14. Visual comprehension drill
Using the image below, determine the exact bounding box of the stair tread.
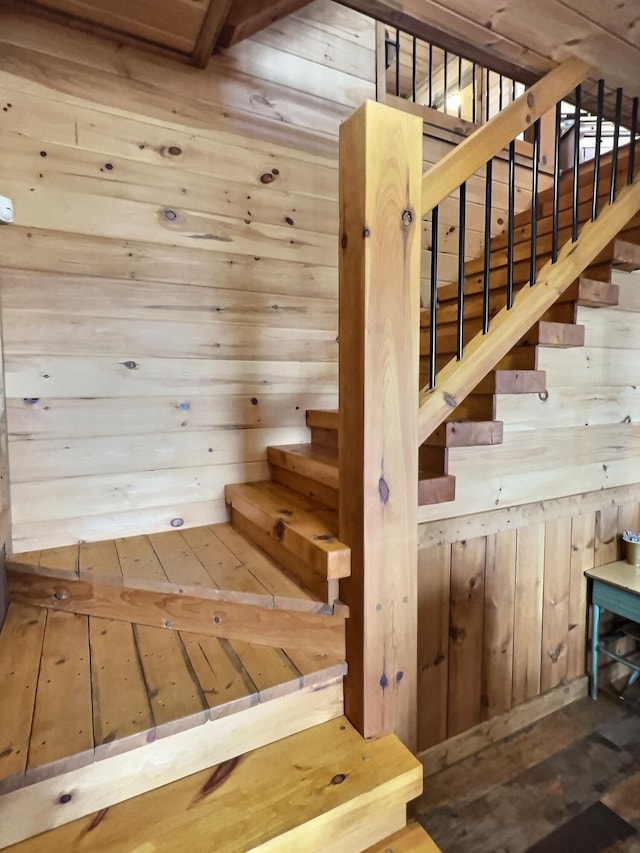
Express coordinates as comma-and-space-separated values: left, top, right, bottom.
7, 716, 422, 852
0, 601, 347, 798
365, 820, 443, 852
417, 471, 456, 506
9, 523, 325, 614
306, 409, 338, 430
225, 481, 350, 581
424, 420, 503, 448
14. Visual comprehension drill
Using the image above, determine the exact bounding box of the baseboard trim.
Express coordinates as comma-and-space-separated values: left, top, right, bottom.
417, 675, 588, 778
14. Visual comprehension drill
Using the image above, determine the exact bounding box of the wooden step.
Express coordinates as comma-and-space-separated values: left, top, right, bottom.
0, 601, 346, 847
424, 420, 503, 448
577, 277, 620, 307
612, 238, 640, 271
417, 471, 456, 506
224, 481, 350, 604
268, 443, 339, 509
6, 716, 423, 852
474, 369, 547, 394
306, 409, 338, 431
527, 320, 586, 348
8, 524, 345, 654
306, 409, 339, 448
365, 820, 443, 852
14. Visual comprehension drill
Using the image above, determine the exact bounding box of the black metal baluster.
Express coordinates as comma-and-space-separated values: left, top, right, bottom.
411, 36, 417, 103
507, 139, 516, 308
512, 78, 516, 102
457, 182, 466, 360
483, 160, 493, 334
530, 120, 540, 285
628, 97, 639, 185
486, 69, 491, 121
429, 207, 439, 389
499, 74, 504, 112
458, 56, 463, 118
395, 28, 400, 97
443, 50, 449, 113
428, 44, 433, 107
572, 84, 582, 243
552, 100, 561, 264
472, 62, 477, 123
610, 87, 623, 204
592, 79, 605, 221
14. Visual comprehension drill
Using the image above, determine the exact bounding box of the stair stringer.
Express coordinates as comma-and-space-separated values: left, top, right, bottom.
418, 178, 640, 446
417, 266, 640, 524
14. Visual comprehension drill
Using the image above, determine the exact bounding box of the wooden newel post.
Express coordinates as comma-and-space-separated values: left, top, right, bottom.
338, 100, 423, 750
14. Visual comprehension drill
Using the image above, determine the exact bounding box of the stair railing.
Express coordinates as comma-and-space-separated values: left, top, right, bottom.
336, 56, 640, 749
418, 67, 640, 444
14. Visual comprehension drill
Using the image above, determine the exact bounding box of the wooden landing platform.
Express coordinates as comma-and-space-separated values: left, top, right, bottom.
0, 602, 346, 847
0, 602, 346, 794
11, 522, 328, 613
8, 523, 347, 655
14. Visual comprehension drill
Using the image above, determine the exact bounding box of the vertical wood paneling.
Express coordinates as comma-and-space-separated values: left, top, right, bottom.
567, 511, 595, 680
482, 528, 516, 720
447, 536, 486, 737
541, 516, 571, 691
417, 542, 451, 750
595, 506, 619, 566
512, 523, 545, 706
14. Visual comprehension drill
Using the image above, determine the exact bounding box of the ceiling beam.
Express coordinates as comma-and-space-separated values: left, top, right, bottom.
217, 0, 313, 50
191, 0, 234, 68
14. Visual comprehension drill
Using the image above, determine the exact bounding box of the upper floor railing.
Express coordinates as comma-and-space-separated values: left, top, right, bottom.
378, 23, 526, 127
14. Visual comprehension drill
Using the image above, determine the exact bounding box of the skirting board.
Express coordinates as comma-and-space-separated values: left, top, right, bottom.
417, 675, 588, 778
0, 679, 344, 849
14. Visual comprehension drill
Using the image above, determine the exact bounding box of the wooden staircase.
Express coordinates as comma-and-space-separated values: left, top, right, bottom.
414, 145, 640, 503
1, 497, 430, 848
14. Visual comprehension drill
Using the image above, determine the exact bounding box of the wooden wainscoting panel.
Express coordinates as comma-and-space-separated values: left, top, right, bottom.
482, 529, 517, 720
541, 517, 572, 692
417, 542, 451, 751
447, 537, 486, 738
512, 523, 545, 706
567, 512, 596, 681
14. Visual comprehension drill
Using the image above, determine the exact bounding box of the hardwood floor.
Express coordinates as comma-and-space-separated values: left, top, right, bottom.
416, 685, 640, 852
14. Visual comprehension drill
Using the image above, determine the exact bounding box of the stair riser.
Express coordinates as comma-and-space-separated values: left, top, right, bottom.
271, 464, 339, 510
8, 569, 346, 656
310, 427, 339, 448
230, 509, 340, 604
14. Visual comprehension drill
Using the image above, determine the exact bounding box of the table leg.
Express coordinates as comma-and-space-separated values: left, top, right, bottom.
590, 602, 601, 700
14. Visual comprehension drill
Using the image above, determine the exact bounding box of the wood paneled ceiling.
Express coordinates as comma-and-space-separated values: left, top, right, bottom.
341, 0, 640, 120
21, 0, 640, 117
24, 0, 313, 67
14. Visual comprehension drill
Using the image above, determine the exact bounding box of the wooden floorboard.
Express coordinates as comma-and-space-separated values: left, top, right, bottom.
10, 522, 322, 612
0, 601, 347, 795
416, 686, 640, 852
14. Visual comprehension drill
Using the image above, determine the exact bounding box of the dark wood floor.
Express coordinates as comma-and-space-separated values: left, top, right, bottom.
416, 685, 640, 853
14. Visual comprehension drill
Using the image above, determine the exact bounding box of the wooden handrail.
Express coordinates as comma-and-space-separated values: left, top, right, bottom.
421, 56, 592, 216
417, 176, 640, 445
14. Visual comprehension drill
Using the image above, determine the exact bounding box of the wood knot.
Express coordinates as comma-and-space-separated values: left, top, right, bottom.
401, 208, 413, 227
527, 93, 534, 108
53, 589, 69, 601
444, 392, 457, 408
331, 773, 347, 785
378, 476, 390, 504
170, 518, 184, 527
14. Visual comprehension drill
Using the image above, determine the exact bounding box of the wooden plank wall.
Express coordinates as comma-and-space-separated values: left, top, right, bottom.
0, 0, 539, 551
417, 495, 640, 751
0, 0, 373, 551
